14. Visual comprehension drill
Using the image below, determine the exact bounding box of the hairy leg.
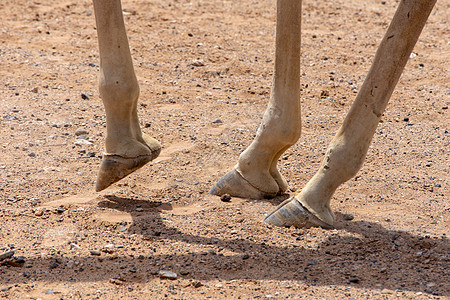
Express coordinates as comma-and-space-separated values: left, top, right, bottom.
211, 0, 302, 198
265, 0, 437, 227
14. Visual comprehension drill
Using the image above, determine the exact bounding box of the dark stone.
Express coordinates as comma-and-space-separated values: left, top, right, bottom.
220, 194, 232, 202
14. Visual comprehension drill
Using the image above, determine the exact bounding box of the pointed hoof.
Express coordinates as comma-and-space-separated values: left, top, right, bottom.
210, 167, 277, 199
264, 197, 333, 229
96, 155, 153, 192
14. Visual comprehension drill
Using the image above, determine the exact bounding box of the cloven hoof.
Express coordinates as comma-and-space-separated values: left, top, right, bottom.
210, 167, 277, 200
264, 197, 333, 229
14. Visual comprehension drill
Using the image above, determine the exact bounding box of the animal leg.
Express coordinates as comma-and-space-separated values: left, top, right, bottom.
265, 0, 437, 227
211, 0, 302, 198
93, 0, 161, 191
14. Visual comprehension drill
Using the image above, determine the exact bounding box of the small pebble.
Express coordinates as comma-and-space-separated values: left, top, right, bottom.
76, 135, 89, 140
66, 260, 75, 268
49, 259, 60, 269
343, 213, 354, 221
75, 128, 89, 136
158, 270, 177, 280
0, 250, 15, 261
220, 194, 232, 202
307, 259, 317, 266
34, 209, 44, 216
349, 277, 359, 283
74, 140, 93, 146
102, 244, 116, 254
110, 278, 125, 285
4, 256, 25, 267
191, 59, 205, 67
90, 250, 101, 256
81, 93, 89, 100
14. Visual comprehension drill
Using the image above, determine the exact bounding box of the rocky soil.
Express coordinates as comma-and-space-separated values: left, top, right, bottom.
0, 0, 448, 299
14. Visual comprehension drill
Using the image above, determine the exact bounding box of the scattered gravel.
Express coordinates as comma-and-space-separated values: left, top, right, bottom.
0, 0, 447, 299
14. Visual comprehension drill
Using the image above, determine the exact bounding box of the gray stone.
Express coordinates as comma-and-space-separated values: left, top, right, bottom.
158, 270, 177, 280
75, 128, 89, 136
343, 213, 354, 221
0, 250, 15, 261
349, 277, 359, 283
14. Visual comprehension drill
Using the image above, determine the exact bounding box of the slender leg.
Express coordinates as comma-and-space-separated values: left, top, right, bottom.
265, 0, 437, 227
211, 0, 302, 198
93, 0, 161, 192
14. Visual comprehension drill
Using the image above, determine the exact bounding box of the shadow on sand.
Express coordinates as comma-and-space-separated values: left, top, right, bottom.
1, 194, 448, 297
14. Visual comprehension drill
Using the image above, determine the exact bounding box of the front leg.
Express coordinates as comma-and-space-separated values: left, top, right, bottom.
211, 0, 303, 199
265, 0, 437, 227
93, 0, 161, 192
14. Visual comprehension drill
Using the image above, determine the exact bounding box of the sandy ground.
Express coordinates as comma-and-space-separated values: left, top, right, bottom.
0, 0, 449, 299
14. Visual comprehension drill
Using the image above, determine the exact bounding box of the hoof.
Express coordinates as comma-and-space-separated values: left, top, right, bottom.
264, 197, 333, 229
210, 167, 277, 199
96, 135, 161, 192
96, 155, 152, 192
141, 133, 162, 157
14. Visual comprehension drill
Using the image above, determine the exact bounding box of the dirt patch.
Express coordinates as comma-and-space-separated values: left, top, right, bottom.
0, 0, 448, 299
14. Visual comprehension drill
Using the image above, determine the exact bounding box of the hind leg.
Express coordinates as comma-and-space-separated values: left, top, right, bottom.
265, 0, 437, 227
211, 0, 302, 199
93, 0, 161, 191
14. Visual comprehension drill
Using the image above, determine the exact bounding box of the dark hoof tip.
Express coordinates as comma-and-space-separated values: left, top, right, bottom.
95, 155, 152, 192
